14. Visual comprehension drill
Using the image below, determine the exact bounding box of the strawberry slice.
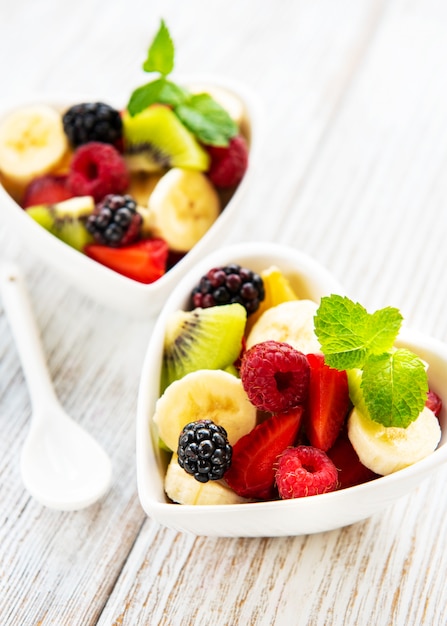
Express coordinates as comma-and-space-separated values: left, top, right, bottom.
327, 429, 379, 489
426, 390, 442, 417
224, 408, 304, 500
85, 237, 168, 283
23, 174, 73, 208
305, 353, 351, 452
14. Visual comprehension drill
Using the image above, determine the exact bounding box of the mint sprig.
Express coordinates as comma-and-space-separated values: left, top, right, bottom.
176, 94, 238, 146
127, 78, 188, 116
314, 295, 428, 428
142, 19, 174, 75
126, 20, 238, 146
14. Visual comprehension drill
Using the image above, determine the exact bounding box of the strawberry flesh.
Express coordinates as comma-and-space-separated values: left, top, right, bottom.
224, 407, 304, 500
327, 429, 379, 489
85, 237, 168, 283
306, 353, 351, 451
22, 174, 73, 208
426, 389, 442, 417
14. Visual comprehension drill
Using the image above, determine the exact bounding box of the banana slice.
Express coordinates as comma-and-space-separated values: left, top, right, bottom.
0, 104, 69, 185
153, 369, 257, 452
246, 299, 321, 354
147, 168, 220, 252
348, 406, 441, 476
165, 454, 249, 505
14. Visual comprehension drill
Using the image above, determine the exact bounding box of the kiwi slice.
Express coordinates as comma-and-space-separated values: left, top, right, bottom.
26, 196, 94, 251
161, 303, 247, 392
122, 106, 210, 173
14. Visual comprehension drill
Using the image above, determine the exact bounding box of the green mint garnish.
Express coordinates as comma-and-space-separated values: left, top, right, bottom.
176, 94, 238, 146
361, 350, 428, 428
143, 19, 174, 76
314, 295, 402, 370
127, 20, 238, 146
127, 78, 188, 116
314, 295, 428, 428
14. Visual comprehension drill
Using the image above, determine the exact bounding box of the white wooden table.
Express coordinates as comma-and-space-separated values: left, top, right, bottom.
2, 1, 447, 623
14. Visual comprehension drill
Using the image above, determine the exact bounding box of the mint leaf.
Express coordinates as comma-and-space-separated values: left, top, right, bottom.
316, 294, 427, 428
175, 93, 238, 146
127, 78, 188, 117
314, 295, 403, 370
143, 20, 174, 76
367, 307, 403, 355
314, 295, 372, 369
361, 350, 428, 427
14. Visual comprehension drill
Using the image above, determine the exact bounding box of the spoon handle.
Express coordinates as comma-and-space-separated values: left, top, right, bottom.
0, 262, 59, 411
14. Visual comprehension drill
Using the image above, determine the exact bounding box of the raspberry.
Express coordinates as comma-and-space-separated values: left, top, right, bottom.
207, 135, 248, 188
275, 446, 338, 499
177, 419, 232, 483
67, 142, 130, 202
240, 340, 310, 413
62, 102, 123, 148
191, 264, 265, 316
86, 194, 142, 247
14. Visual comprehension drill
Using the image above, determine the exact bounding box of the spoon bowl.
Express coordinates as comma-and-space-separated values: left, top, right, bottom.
1, 262, 112, 510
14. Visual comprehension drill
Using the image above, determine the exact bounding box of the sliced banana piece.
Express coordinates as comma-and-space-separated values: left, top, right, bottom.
348, 406, 441, 476
165, 454, 249, 505
0, 104, 68, 185
246, 299, 321, 354
153, 369, 257, 452
147, 168, 220, 252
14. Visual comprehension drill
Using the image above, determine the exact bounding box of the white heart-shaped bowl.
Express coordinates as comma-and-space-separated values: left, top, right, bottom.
0, 76, 261, 318
136, 241, 447, 537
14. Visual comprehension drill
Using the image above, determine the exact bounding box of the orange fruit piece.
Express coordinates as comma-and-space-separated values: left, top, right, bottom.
246, 265, 299, 333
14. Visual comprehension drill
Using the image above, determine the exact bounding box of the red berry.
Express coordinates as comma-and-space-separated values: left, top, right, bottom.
22, 174, 73, 208
326, 430, 379, 489
426, 390, 442, 417
207, 135, 248, 188
305, 353, 351, 451
240, 340, 310, 413
224, 408, 304, 500
85, 237, 168, 283
67, 142, 130, 202
275, 445, 338, 499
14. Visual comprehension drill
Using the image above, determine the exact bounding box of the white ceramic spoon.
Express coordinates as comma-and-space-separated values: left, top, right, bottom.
0, 262, 112, 510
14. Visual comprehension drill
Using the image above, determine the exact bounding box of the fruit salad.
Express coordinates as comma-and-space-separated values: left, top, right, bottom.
151, 263, 443, 505
0, 21, 250, 284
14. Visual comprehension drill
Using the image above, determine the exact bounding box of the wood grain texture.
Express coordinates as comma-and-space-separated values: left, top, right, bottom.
1, 0, 447, 624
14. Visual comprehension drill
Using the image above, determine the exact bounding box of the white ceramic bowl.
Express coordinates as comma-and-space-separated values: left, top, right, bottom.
0, 77, 261, 318
136, 242, 447, 537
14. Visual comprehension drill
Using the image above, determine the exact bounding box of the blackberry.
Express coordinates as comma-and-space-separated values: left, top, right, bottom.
191, 264, 265, 315
86, 194, 142, 247
177, 419, 232, 483
63, 102, 123, 148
